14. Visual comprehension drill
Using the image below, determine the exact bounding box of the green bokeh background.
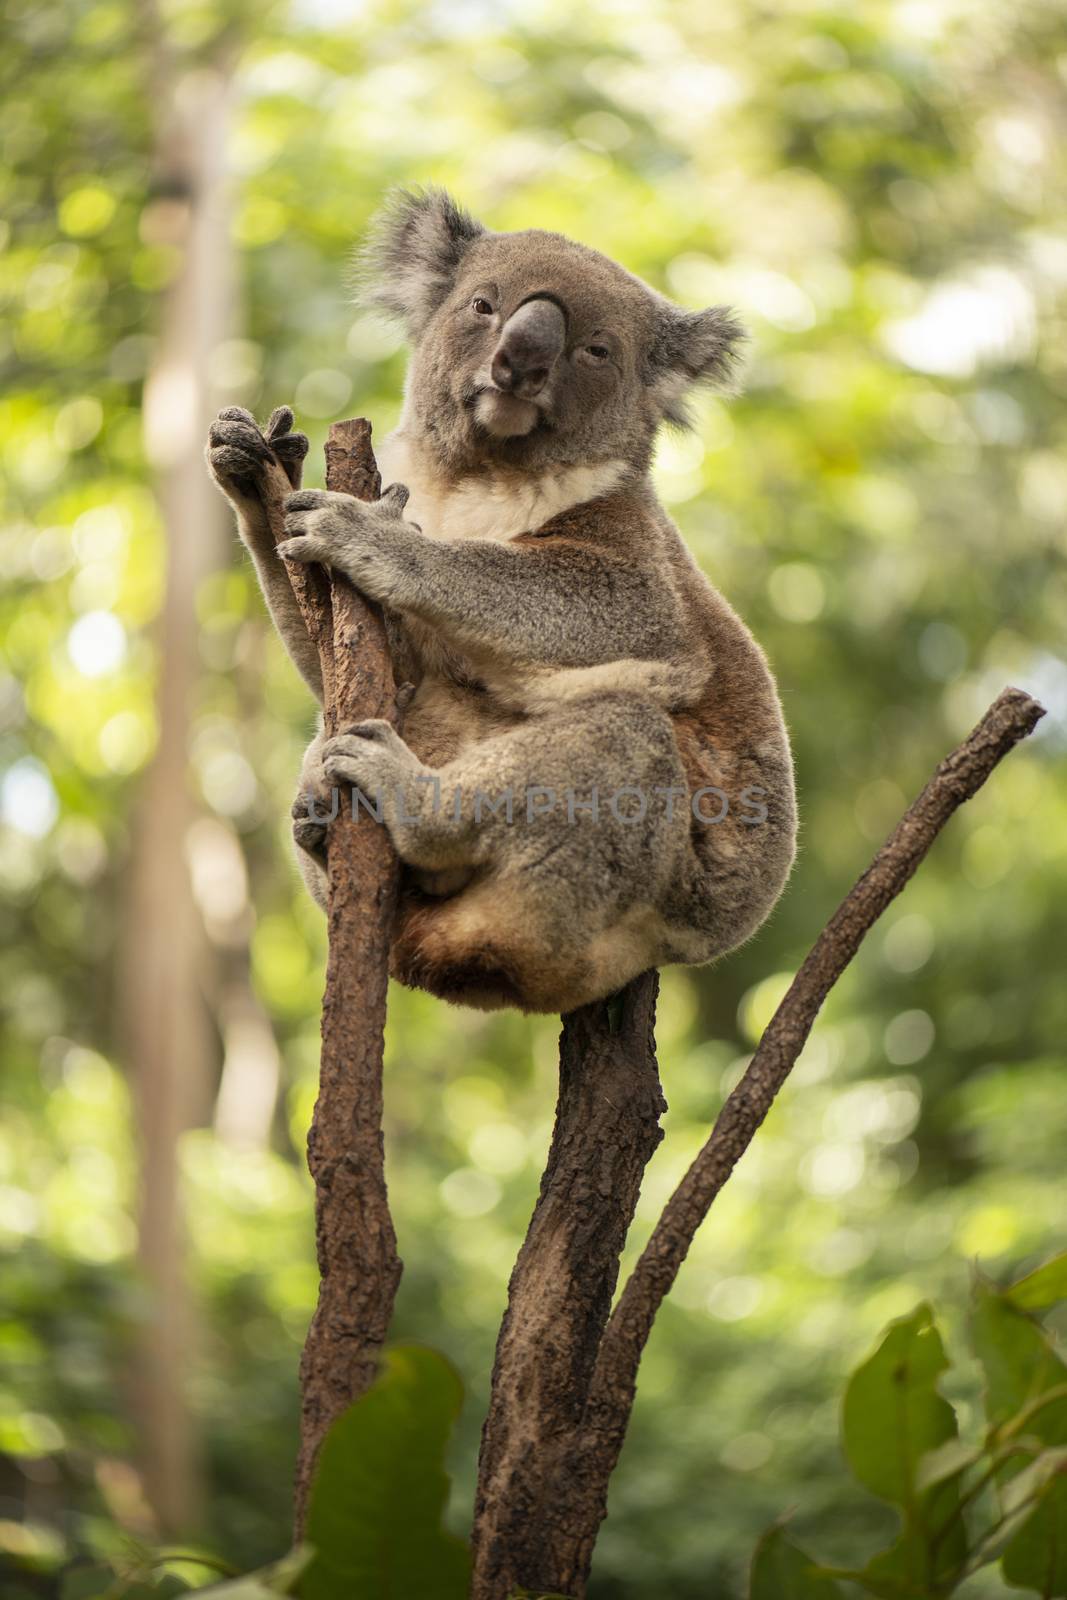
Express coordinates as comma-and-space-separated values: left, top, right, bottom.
1, 0, 1065, 1594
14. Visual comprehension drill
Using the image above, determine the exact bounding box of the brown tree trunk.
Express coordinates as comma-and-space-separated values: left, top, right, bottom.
122, 24, 235, 1535
470, 975, 664, 1600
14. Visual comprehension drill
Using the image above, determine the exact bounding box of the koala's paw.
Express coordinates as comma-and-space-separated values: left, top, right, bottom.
291, 782, 338, 866
376, 482, 412, 521
278, 485, 412, 600
264, 406, 311, 488
206, 405, 309, 501
321, 721, 413, 796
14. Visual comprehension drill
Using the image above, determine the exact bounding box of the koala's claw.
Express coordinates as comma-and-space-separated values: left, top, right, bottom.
280, 488, 411, 597
263, 403, 310, 487
209, 414, 274, 461
285, 488, 331, 514
277, 535, 324, 566
340, 719, 397, 745
272, 438, 310, 489
266, 406, 296, 440
292, 816, 329, 867
379, 482, 410, 515
206, 406, 309, 498
291, 785, 337, 867
321, 723, 411, 790
279, 490, 350, 568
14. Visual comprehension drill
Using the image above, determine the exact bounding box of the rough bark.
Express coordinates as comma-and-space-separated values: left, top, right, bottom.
254, 424, 404, 1535
468, 685, 1044, 1598
471, 973, 664, 1600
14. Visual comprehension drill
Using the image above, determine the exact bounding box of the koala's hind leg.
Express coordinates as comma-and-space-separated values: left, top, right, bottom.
321, 694, 700, 1011
291, 728, 332, 912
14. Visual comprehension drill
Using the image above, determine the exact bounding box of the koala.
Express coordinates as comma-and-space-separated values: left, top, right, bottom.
207, 188, 796, 1015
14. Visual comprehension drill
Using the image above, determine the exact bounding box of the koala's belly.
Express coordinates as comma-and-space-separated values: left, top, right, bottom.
402, 674, 520, 768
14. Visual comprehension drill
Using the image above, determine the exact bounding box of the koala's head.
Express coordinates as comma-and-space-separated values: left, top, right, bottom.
358, 187, 744, 478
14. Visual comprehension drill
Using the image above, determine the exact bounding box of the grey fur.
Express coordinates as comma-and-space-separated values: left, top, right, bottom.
205, 405, 320, 696
207, 189, 796, 1013
356, 185, 486, 336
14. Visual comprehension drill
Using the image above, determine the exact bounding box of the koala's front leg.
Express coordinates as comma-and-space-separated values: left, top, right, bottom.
206, 406, 322, 699
278, 484, 416, 610
280, 489, 679, 669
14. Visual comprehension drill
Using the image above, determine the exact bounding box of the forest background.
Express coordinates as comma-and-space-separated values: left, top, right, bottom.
1, 0, 1065, 1595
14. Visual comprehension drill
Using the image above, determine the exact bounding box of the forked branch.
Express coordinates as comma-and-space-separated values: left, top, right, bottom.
471, 686, 1045, 1599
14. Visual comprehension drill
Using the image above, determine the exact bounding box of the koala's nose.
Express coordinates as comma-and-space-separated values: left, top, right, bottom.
490, 297, 566, 399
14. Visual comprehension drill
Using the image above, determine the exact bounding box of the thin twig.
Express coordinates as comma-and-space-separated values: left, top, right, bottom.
595, 687, 1045, 1403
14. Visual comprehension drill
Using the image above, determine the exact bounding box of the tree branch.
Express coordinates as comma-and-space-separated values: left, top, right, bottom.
473, 685, 1045, 1598
256, 423, 404, 1535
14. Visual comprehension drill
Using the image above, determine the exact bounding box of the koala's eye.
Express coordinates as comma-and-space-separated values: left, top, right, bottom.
586, 344, 610, 361
472, 297, 494, 316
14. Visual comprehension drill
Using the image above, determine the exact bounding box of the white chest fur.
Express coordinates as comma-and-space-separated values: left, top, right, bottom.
374, 432, 627, 543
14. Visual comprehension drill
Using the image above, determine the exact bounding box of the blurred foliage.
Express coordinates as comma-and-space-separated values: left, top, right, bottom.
25, 1261, 1067, 1599
0, 0, 1065, 1596
753, 1255, 1067, 1598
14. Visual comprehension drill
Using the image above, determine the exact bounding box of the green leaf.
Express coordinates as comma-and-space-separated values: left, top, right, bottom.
964, 1448, 1067, 1567
302, 1345, 471, 1600
261, 1549, 314, 1595
61, 1569, 122, 1600
842, 1305, 966, 1590
199, 1548, 312, 1597
1001, 1478, 1067, 1596
60, 1574, 190, 1600
915, 1437, 983, 1495
843, 1304, 960, 1507
835, 1556, 932, 1599
972, 1288, 1067, 1592
859, 1528, 957, 1599
750, 1527, 845, 1599
972, 1285, 1067, 1443
1006, 1251, 1067, 1313
195, 1583, 277, 1600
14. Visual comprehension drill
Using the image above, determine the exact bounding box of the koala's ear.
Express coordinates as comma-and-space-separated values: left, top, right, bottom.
357, 186, 486, 336
648, 304, 746, 426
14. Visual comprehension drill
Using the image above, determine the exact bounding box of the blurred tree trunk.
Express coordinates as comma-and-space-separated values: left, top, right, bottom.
186, 811, 281, 1152
119, 15, 236, 1536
